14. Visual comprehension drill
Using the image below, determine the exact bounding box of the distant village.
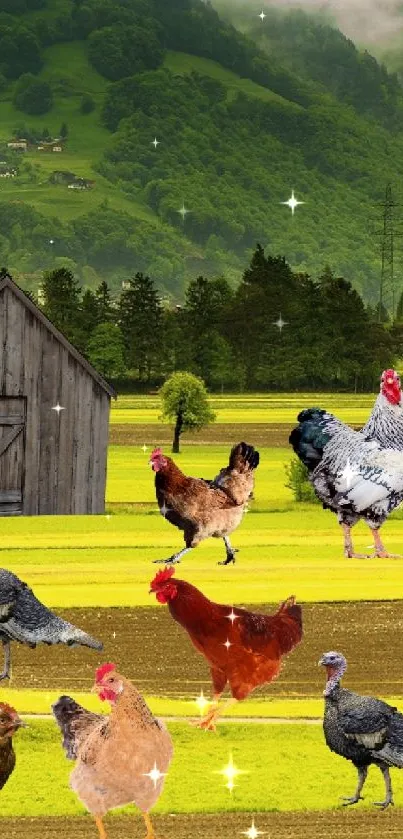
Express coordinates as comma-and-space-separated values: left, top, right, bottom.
0, 132, 95, 190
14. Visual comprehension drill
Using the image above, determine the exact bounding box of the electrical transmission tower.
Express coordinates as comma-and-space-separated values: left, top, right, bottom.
374, 184, 402, 321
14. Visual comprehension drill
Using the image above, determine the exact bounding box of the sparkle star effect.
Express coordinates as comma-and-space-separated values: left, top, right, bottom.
52, 403, 65, 414
151, 137, 159, 148
178, 203, 189, 221
339, 458, 359, 490
281, 190, 305, 215
216, 753, 246, 793
195, 690, 210, 716
223, 638, 232, 650
142, 444, 148, 452
160, 501, 171, 518
143, 762, 166, 788
226, 609, 238, 624
259, 10, 266, 21
273, 314, 288, 332
242, 819, 265, 839
112, 631, 116, 639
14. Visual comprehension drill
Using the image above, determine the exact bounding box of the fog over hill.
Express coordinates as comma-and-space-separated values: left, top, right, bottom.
217, 0, 403, 47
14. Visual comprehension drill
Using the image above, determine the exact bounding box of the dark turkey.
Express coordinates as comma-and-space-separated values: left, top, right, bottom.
320, 651, 403, 808
0, 568, 103, 680
289, 369, 403, 559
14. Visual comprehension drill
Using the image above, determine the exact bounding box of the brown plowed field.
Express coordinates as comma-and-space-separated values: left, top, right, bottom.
7, 601, 403, 697
3, 810, 403, 839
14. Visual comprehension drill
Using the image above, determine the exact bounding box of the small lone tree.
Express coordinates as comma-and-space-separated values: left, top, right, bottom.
160, 371, 216, 453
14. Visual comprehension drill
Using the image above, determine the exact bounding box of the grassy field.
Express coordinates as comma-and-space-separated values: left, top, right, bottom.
0, 719, 399, 816
3, 507, 403, 606
109, 392, 377, 426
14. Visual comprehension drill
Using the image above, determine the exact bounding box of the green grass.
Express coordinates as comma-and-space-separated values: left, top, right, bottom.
0, 719, 400, 815
0, 42, 160, 224
3, 504, 403, 607
4, 690, 403, 720
164, 51, 303, 110
109, 392, 378, 425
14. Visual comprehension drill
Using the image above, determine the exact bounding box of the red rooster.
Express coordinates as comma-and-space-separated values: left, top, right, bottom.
149, 567, 302, 730
149, 441, 259, 566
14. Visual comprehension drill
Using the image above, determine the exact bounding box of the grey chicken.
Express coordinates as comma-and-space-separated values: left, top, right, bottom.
320, 651, 403, 808
0, 568, 103, 679
290, 370, 403, 558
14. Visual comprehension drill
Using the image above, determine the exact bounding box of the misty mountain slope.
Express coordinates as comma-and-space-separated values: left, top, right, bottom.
0, 0, 403, 302
214, 2, 403, 129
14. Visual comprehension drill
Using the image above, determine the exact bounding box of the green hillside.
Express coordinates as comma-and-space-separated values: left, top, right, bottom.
0, 0, 403, 304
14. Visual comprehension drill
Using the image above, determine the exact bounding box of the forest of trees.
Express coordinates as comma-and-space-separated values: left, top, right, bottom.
35, 245, 402, 392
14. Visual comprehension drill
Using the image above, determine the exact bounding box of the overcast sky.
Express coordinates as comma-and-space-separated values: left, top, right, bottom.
252, 1, 403, 46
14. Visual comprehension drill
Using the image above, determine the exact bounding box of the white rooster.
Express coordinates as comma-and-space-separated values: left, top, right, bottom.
290, 369, 403, 558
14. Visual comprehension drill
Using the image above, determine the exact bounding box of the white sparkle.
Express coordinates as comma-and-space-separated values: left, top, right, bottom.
142, 444, 148, 452
151, 137, 159, 148
242, 819, 265, 839
178, 203, 189, 221
281, 190, 305, 215
112, 631, 116, 639
273, 313, 288, 332
49, 239, 54, 245
160, 501, 171, 518
223, 638, 232, 650
216, 753, 246, 793
143, 762, 166, 788
259, 10, 266, 20
226, 609, 238, 624
339, 458, 359, 491
105, 514, 111, 520
195, 690, 210, 716
52, 403, 65, 414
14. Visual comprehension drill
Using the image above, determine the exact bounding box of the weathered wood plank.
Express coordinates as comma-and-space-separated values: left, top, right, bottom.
22, 311, 42, 515
0, 425, 23, 457
0, 490, 22, 502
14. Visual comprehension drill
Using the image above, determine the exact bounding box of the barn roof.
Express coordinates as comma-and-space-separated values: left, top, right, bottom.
0, 272, 116, 398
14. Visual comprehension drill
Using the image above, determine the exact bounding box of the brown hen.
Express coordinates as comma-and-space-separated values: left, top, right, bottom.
52, 663, 173, 839
150, 441, 259, 566
0, 703, 24, 791
150, 568, 303, 730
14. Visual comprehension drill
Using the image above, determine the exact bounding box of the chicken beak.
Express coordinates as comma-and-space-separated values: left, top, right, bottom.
318, 657, 325, 666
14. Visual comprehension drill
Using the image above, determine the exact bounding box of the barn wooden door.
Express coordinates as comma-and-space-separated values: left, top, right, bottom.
0, 397, 26, 516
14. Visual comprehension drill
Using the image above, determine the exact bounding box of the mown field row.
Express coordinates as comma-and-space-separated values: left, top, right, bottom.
0, 719, 398, 816
109, 392, 378, 426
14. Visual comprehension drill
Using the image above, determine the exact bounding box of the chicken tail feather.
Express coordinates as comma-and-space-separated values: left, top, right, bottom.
228, 441, 260, 473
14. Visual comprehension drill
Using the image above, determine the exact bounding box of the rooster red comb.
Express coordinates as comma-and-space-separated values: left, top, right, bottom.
95, 662, 117, 683
150, 567, 176, 590
151, 447, 163, 457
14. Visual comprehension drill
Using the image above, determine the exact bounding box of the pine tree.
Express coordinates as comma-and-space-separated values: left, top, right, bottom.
42, 267, 82, 346
119, 272, 162, 380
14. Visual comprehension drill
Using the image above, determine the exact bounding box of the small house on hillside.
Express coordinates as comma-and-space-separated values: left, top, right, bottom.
0, 271, 115, 516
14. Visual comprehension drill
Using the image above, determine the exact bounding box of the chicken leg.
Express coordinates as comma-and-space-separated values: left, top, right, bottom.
370, 528, 402, 559
342, 524, 371, 559
218, 536, 238, 566
342, 765, 368, 805
143, 812, 156, 839
374, 766, 394, 808
0, 641, 11, 681
152, 547, 192, 565
192, 697, 236, 731
94, 816, 107, 839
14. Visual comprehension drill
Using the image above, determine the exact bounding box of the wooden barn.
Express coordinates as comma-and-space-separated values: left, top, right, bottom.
0, 271, 115, 516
